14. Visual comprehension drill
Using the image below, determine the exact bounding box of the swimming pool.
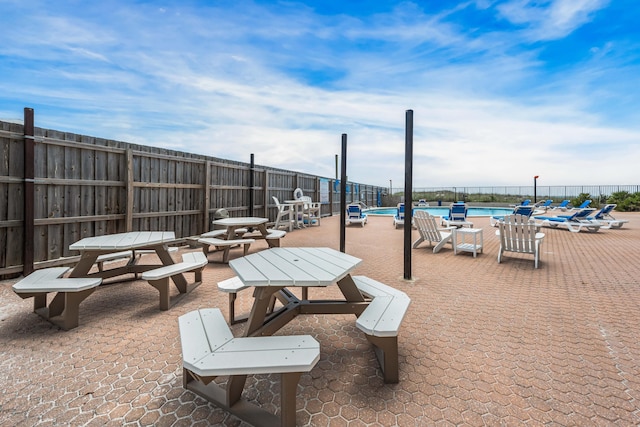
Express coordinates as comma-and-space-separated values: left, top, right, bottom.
365, 206, 514, 217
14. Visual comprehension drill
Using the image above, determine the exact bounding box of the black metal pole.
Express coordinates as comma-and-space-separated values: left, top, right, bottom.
404, 110, 413, 280
249, 153, 254, 217
533, 175, 538, 203
340, 134, 347, 253
23, 108, 35, 275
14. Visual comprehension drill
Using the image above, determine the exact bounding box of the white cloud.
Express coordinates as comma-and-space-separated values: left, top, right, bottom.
497, 0, 610, 40
1, 0, 638, 188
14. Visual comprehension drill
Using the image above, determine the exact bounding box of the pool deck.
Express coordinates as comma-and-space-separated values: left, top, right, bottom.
1, 212, 640, 426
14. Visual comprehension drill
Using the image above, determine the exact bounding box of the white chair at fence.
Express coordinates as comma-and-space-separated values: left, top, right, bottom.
272, 196, 294, 232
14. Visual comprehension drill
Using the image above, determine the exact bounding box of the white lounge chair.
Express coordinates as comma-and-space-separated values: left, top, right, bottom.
442, 202, 473, 228
272, 196, 294, 232
393, 203, 405, 228
346, 203, 367, 226
496, 214, 545, 268
586, 204, 628, 229
412, 210, 453, 253
533, 208, 601, 233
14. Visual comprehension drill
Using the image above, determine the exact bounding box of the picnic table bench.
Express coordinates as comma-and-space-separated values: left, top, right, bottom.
352, 275, 411, 383
179, 308, 319, 427
141, 251, 208, 310
12, 267, 102, 330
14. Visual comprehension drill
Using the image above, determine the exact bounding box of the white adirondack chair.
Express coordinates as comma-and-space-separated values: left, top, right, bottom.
412, 210, 454, 253
497, 214, 545, 268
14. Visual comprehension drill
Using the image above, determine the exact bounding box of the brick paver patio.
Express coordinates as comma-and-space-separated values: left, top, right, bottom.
1, 212, 639, 426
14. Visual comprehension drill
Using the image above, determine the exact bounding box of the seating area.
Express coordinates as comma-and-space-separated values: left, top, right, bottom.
3, 208, 639, 426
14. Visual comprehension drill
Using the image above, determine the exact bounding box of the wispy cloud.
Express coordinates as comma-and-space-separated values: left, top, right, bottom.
1, 0, 638, 186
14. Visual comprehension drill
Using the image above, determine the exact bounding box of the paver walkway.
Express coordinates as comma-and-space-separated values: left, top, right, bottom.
1, 212, 639, 426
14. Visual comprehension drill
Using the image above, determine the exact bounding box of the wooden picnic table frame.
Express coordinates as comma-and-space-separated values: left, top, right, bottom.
68, 231, 188, 289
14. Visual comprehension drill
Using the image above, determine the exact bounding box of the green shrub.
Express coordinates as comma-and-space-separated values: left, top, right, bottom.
607, 191, 640, 212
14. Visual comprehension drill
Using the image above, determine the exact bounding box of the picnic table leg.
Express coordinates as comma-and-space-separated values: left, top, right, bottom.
47, 289, 96, 330
365, 335, 400, 383
244, 287, 281, 337
153, 245, 189, 290
336, 275, 367, 303
147, 278, 171, 310
33, 293, 47, 311
258, 224, 279, 248
68, 253, 100, 277
281, 372, 303, 427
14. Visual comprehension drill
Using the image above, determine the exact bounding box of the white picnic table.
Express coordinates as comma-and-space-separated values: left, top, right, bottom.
211, 217, 281, 247
224, 247, 370, 398
184, 247, 409, 424
68, 231, 186, 287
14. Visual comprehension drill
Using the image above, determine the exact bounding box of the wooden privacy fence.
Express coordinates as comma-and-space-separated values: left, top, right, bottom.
0, 110, 384, 277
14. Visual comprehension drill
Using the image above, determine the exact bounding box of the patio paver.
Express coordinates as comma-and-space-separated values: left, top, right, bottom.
1, 212, 639, 426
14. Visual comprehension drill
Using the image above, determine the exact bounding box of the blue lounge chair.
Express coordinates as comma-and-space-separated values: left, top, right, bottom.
568, 200, 592, 211
586, 204, 628, 229
393, 203, 405, 228
490, 205, 534, 227
441, 202, 473, 228
534, 208, 601, 233
550, 200, 570, 211
346, 203, 367, 227
535, 200, 553, 209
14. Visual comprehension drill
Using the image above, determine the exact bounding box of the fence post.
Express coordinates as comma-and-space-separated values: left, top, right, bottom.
249, 154, 254, 217
22, 108, 35, 275
126, 149, 134, 231
203, 160, 211, 231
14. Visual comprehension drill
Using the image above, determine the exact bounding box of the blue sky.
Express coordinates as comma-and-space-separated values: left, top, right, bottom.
1, 0, 639, 187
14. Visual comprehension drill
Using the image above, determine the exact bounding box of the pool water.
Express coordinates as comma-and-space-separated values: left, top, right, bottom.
365, 206, 514, 217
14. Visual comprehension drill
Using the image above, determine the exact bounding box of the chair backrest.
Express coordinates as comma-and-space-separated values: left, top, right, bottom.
521, 199, 531, 206
577, 200, 592, 209
449, 203, 468, 221
413, 210, 443, 242
347, 204, 363, 218
594, 204, 616, 220
513, 205, 534, 218
272, 196, 281, 206
498, 214, 538, 254
557, 200, 569, 208
570, 208, 596, 220
396, 203, 405, 219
